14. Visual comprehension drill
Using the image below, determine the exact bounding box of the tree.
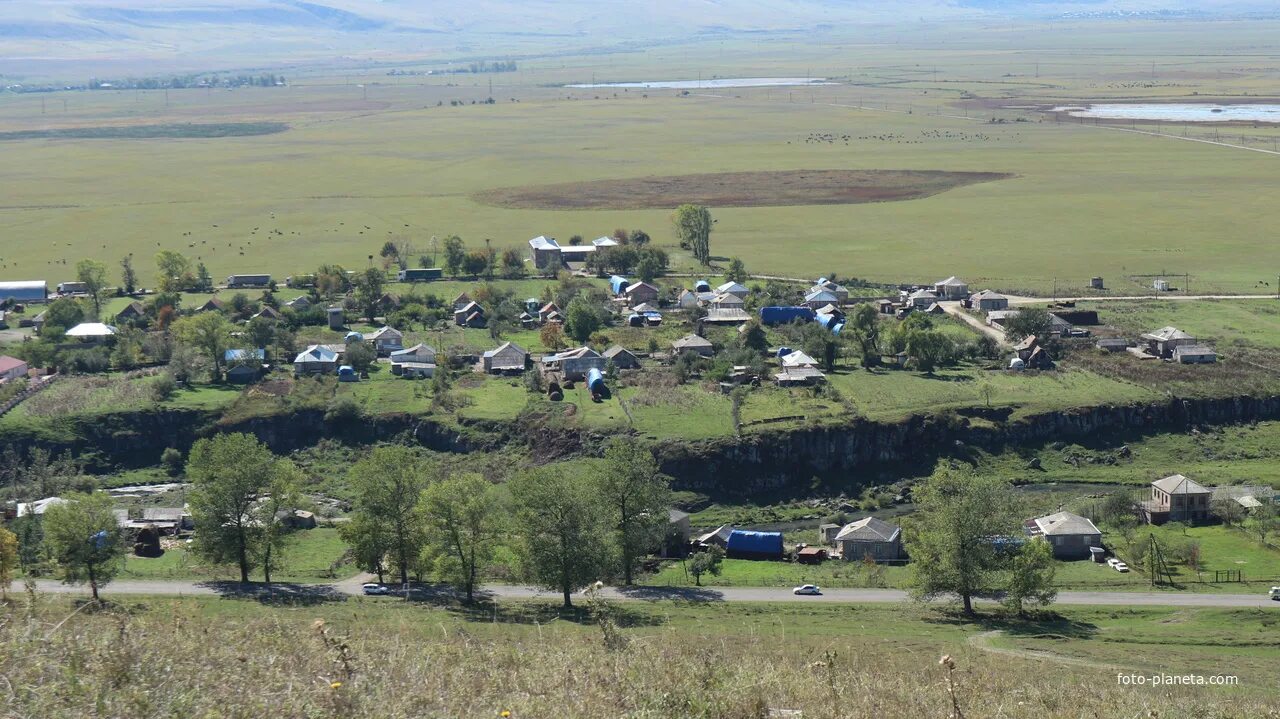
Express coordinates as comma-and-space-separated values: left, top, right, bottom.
256, 460, 302, 585
462, 250, 489, 277
500, 248, 525, 279
725, 257, 748, 284
904, 329, 955, 373
597, 440, 672, 585
120, 254, 137, 295
345, 341, 376, 373
43, 297, 86, 332
1211, 498, 1247, 527
540, 322, 567, 351
673, 204, 713, 265
564, 296, 602, 343
171, 312, 232, 382
442, 235, 467, 277
420, 474, 502, 602
42, 492, 123, 602
195, 262, 213, 292
846, 304, 881, 366
75, 259, 109, 316
246, 315, 276, 352
1248, 504, 1278, 547
510, 464, 610, 608
155, 250, 191, 292
0, 526, 18, 599
187, 433, 280, 583
636, 253, 661, 283
347, 446, 428, 588
688, 546, 723, 586
1003, 538, 1057, 616
740, 321, 768, 353
628, 229, 650, 247
905, 468, 1023, 615
353, 267, 386, 323
1004, 307, 1054, 342
340, 513, 391, 584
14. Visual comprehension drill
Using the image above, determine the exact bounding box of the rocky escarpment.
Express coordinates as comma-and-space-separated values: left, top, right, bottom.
5, 395, 1279, 493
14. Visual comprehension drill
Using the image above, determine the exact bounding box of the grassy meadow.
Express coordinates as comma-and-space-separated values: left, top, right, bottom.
3, 595, 1276, 718
2, 21, 1280, 295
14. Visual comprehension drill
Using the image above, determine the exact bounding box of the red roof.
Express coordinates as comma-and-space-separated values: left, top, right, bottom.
0, 355, 26, 374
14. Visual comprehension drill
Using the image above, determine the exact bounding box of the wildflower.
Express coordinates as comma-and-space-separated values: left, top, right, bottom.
331, 682, 343, 690
939, 654, 955, 669
593, 580, 604, 591
313, 619, 326, 630
500, 712, 511, 718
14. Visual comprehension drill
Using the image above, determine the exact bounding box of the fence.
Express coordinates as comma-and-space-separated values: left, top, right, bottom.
0, 373, 59, 418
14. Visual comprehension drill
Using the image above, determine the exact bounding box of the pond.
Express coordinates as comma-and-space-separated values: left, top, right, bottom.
565, 77, 835, 89
1051, 103, 1280, 123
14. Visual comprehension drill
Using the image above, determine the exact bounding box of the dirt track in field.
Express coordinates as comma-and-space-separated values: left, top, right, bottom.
474, 169, 1013, 210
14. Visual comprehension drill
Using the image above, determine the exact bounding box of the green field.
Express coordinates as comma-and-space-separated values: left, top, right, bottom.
3, 21, 1280, 295
119, 527, 358, 583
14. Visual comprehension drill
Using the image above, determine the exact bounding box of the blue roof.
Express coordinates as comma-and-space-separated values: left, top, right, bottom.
0, 281, 47, 302
727, 530, 784, 555
224, 349, 265, 362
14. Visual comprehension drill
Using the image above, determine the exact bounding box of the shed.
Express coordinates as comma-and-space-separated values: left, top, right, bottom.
877, 299, 897, 315
796, 547, 828, 564
609, 275, 629, 295
252, 306, 283, 322
391, 343, 437, 366
1173, 344, 1217, 364
759, 306, 815, 326
603, 345, 640, 370
1096, 338, 1130, 352
695, 524, 734, 549
116, 301, 147, 322
0, 281, 48, 304
726, 530, 784, 560
624, 281, 660, 305
677, 290, 700, 309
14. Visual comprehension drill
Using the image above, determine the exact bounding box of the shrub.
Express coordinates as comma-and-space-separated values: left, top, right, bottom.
325, 396, 363, 424
151, 372, 177, 402
161, 448, 184, 476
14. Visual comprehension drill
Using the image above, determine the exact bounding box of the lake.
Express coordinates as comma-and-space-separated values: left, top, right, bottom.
1052, 103, 1280, 123
566, 77, 835, 89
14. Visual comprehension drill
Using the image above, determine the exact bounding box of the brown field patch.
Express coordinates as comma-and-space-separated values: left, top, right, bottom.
474, 169, 1013, 210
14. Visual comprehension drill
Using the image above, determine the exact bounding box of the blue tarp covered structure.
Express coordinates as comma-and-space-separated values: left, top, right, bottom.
759, 306, 815, 326
609, 275, 629, 295
726, 530, 784, 560
694, 279, 711, 292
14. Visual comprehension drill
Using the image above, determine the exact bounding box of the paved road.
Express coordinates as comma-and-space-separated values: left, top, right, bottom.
30, 579, 1280, 608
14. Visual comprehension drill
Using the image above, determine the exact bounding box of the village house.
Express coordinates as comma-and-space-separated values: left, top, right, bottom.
624, 281, 660, 306
454, 302, 487, 328
538, 302, 562, 324
710, 292, 745, 310
603, 345, 640, 370
780, 350, 818, 368
1025, 511, 1102, 560
142, 507, 194, 531
1141, 474, 1212, 525
906, 289, 938, 309
65, 322, 117, 344
199, 297, 225, 313
1141, 326, 1197, 359
934, 276, 969, 300
366, 326, 404, 355
696, 524, 734, 550
774, 366, 826, 386
285, 295, 311, 310
818, 523, 842, 545
672, 334, 714, 357
483, 342, 529, 374
0, 355, 28, 383
452, 292, 473, 311
542, 346, 605, 380
716, 281, 750, 298
813, 278, 849, 303
293, 345, 339, 375
519, 312, 537, 329
969, 290, 1009, 312
390, 343, 437, 378
1211, 485, 1276, 510
528, 236, 562, 269
877, 299, 897, 315
834, 517, 903, 562
1096, 338, 1130, 353
677, 289, 700, 309
803, 288, 839, 310
251, 305, 283, 322
115, 301, 147, 323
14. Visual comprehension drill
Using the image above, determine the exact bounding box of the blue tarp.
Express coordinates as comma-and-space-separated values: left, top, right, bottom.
694, 279, 711, 292
776, 346, 793, 358
609, 275, 629, 295
727, 530, 784, 558
759, 306, 815, 326
587, 368, 606, 394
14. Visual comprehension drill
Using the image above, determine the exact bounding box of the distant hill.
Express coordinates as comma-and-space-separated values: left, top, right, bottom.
0, 0, 1276, 79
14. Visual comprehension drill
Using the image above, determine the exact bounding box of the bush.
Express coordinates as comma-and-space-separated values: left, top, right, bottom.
161, 447, 184, 476
324, 396, 363, 424
62, 347, 111, 374
151, 372, 177, 402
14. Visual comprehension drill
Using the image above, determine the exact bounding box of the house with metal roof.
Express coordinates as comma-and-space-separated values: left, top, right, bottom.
803, 289, 839, 309
1141, 474, 1212, 524
528, 236, 562, 270
1141, 326, 1197, 359
1025, 511, 1102, 560
294, 345, 339, 375
834, 517, 903, 562
366, 326, 404, 355
602, 345, 640, 370
1173, 344, 1217, 364
624, 281, 659, 305
0, 355, 28, 383
65, 322, 117, 342
483, 342, 529, 374
0, 280, 48, 304
541, 346, 604, 380
716, 281, 749, 298
906, 289, 938, 308
969, 290, 1009, 312
933, 276, 969, 300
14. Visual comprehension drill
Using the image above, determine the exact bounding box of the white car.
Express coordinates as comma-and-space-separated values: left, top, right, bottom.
793, 584, 822, 596
1105, 557, 1122, 568
1112, 562, 1130, 573
1269, 586, 1280, 600
362, 583, 390, 596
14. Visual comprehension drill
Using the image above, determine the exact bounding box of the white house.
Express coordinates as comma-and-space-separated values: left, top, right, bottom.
64, 322, 117, 342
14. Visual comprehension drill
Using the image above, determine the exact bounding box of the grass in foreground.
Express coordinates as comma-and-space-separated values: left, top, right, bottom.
2, 595, 1274, 718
